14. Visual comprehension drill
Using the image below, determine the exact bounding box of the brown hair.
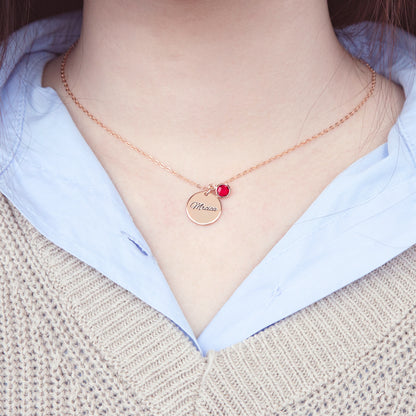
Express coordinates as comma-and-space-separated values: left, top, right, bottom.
329, 0, 416, 59
0, 0, 82, 67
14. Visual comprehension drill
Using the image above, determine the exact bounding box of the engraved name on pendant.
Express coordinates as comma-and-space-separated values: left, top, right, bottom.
186, 191, 222, 225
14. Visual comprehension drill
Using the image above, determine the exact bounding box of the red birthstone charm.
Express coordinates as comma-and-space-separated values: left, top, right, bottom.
216, 184, 230, 197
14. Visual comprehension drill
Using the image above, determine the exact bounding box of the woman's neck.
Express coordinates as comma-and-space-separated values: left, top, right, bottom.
44, 0, 383, 176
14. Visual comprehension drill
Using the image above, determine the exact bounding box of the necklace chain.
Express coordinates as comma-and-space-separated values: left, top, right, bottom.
60, 39, 377, 192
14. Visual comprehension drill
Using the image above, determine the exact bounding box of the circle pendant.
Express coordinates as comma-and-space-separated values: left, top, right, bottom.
186, 191, 222, 225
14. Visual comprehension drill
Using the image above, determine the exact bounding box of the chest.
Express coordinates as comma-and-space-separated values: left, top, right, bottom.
100, 147, 368, 338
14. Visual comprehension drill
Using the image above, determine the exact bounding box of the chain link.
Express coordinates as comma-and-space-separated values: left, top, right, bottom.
60, 38, 377, 192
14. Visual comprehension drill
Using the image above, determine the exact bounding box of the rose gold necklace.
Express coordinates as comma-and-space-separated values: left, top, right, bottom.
60, 39, 377, 226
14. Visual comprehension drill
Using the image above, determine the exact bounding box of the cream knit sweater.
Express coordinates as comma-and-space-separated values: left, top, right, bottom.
0, 191, 415, 415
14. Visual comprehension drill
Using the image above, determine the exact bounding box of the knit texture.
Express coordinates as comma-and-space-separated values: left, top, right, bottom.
0, 191, 415, 416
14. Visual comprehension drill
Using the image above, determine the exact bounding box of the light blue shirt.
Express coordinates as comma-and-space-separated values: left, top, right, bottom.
1, 10, 416, 356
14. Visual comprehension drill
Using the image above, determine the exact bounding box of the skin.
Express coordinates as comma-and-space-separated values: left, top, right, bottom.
43, 0, 405, 337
